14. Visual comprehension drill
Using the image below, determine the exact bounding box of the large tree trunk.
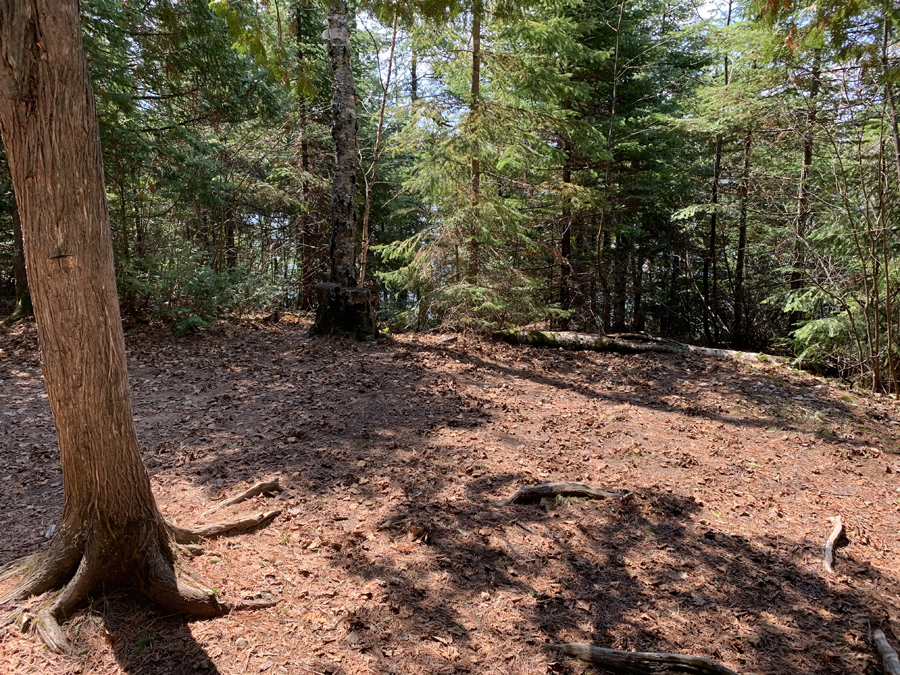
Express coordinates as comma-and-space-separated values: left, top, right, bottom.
0, 0, 241, 652
326, 0, 358, 289
312, 0, 376, 338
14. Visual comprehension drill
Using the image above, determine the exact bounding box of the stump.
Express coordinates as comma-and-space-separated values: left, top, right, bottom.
311, 282, 377, 340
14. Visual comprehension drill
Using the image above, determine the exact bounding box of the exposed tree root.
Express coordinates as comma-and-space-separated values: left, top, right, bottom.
823, 515, 848, 573
874, 629, 900, 675
202, 479, 282, 517
169, 510, 281, 544
504, 482, 627, 505
0, 529, 84, 605
543, 642, 739, 674
34, 553, 100, 654
0, 511, 281, 654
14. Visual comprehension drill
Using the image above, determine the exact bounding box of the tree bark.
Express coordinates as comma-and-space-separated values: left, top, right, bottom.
0, 0, 230, 650
312, 0, 376, 338
325, 0, 358, 289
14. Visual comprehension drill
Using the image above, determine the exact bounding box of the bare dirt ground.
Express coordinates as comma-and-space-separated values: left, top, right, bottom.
1, 316, 899, 675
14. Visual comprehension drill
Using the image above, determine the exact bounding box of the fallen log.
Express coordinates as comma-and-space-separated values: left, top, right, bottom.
493, 329, 786, 364
494, 329, 687, 354
823, 516, 848, 573
504, 482, 626, 505
543, 643, 739, 675
874, 630, 900, 675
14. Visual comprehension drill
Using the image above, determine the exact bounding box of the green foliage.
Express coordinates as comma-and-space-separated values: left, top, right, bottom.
122, 246, 282, 331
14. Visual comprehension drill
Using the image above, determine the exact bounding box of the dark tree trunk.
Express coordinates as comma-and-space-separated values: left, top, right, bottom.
467, 0, 482, 285
312, 0, 376, 338
299, 104, 315, 311
0, 0, 232, 651
631, 250, 644, 332
411, 49, 418, 102
703, 0, 732, 347
703, 133, 722, 346
558, 157, 573, 329
600, 230, 611, 333
733, 132, 752, 348
611, 235, 628, 333
225, 207, 237, 270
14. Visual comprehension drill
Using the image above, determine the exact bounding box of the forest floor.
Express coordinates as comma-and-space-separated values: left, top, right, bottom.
1, 316, 899, 675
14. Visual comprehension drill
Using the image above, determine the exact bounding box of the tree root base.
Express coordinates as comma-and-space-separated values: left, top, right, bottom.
0, 508, 281, 654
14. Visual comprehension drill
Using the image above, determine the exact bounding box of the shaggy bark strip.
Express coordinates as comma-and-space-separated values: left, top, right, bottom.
543, 643, 739, 675
504, 482, 627, 505
823, 516, 848, 573
874, 630, 900, 675
202, 479, 283, 517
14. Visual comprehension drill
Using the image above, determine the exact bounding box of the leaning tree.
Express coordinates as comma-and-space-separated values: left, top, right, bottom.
0, 0, 272, 653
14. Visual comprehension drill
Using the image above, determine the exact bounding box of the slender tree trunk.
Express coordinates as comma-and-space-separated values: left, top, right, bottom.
225, 204, 237, 270
7, 195, 33, 321
790, 52, 820, 330
411, 49, 418, 103
611, 235, 628, 332
596, 0, 625, 335
882, 13, 900, 393
703, 133, 722, 345
703, 0, 732, 347
559, 157, 573, 329
631, 250, 644, 332
358, 12, 398, 286
0, 0, 229, 650
299, 105, 315, 310
467, 0, 482, 284
733, 132, 752, 348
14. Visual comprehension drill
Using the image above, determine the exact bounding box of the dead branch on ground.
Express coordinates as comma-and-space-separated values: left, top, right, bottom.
543, 642, 739, 675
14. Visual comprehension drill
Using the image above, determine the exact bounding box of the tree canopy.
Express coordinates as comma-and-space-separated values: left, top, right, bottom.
1, 0, 898, 388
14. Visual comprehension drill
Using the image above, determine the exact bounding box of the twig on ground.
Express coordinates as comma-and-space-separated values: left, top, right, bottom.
543, 642, 739, 674
874, 630, 900, 675
202, 479, 282, 517
503, 481, 626, 505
